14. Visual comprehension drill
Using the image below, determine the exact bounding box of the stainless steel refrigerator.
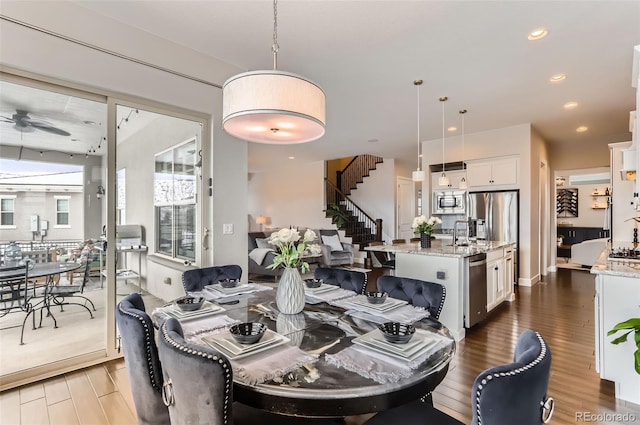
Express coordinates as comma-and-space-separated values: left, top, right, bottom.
467, 190, 519, 278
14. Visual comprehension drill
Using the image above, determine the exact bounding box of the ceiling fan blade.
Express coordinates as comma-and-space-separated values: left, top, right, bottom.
29, 121, 71, 136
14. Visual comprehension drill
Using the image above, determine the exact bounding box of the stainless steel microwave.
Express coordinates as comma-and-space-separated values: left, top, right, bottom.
433, 190, 466, 214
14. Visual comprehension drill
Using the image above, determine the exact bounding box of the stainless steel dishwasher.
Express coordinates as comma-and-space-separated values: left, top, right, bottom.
465, 252, 488, 328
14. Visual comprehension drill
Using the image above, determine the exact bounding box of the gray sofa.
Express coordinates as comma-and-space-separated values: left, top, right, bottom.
248, 232, 282, 278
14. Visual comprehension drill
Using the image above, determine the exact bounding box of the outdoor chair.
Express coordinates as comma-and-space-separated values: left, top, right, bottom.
364, 329, 554, 425
0, 264, 41, 345
47, 255, 96, 318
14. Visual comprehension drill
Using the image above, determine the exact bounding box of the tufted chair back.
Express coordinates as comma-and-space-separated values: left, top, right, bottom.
471, 330, 554, 425
115, 293, 170, 425
314, 267, 367, 294
182, 265, 242, 293
158, 318, 233, 425
363, 329, 553, 425
376, 275, 445, 319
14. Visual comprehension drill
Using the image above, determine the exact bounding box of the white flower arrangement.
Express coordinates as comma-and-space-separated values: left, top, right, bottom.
266, 228, 321, 273
411, 215, 442, 235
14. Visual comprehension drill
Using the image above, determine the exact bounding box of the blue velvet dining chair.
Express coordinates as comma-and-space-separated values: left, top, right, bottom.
181, 265, 242, 293
364, 329, 554, 425
158, 318, 344, 425
376, 275, 446, 319
115, 293, 171, 425
314, 267, 367, 294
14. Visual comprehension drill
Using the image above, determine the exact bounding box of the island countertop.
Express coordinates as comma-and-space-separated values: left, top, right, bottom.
364, 240, 514, 258
590, 250, 640, 278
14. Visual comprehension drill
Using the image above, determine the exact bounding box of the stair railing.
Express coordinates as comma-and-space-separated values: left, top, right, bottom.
325, 178, 382, 243
337, 154, 383, 196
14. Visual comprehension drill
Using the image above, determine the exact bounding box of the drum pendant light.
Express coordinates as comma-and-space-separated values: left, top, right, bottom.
222, 0, 326, 144
412, 80, 425, 182
437, 97, 450, 186
459, 109, 468, 189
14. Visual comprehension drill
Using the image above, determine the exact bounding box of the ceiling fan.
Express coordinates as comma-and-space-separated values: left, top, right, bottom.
1, 110, 71, 136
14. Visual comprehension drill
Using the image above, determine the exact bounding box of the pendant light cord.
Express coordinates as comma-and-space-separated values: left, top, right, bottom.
440, 97, 448, 173
272, 0, 279, 70
415, 80, 422, 170
460, 109, 467, 170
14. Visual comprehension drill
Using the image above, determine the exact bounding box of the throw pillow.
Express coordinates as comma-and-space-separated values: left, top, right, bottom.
255, 238, 271, 249
322, 234, 344, 252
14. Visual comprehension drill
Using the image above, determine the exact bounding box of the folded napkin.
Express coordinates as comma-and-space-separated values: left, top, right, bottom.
344, 305, 431, 324
188, 329, 318, 386
232, 344, 319, 386
305, 287, 357, 304
324, 330, 451, 384
180, 314, 241, 337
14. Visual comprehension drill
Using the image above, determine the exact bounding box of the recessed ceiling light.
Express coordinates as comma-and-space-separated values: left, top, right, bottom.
576, 126, 588, 133
549, 74, 566, 83
448, 126, 457, 132
528, 27, 548, 41
288, 156, 295, 159
367, 138, 379, 143
563, 101, 579, 110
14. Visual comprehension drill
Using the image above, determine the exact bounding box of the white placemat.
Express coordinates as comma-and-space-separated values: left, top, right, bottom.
331, 297, 430, 324
306, 287, 357, 304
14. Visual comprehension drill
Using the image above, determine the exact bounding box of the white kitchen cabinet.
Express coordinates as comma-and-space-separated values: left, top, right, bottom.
486, 245, 515, 311
467, 156, 518, 189
593, 272, 640, 404
431, 170, 467, 190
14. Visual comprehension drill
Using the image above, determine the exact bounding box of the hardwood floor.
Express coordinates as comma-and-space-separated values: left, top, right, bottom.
2, 268, 639, 424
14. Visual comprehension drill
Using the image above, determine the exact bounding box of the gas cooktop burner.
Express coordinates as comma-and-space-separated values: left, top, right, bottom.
608, 248, 640, 262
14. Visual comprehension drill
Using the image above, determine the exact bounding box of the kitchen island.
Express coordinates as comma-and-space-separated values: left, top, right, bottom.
591, 249, 640, 405
366, 240, 515, 341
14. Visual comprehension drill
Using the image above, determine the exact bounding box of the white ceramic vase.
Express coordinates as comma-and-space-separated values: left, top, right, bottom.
276, 313, 306, 346
276, 267, 305, 314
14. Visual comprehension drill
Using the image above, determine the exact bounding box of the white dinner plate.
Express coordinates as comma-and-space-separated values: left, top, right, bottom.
347, 296, 407, 312
353, 329, 439, 362
165, 301, 224, 320
305, 284, 339, 295
203, 329, 289, 360
205, 283, 255, 295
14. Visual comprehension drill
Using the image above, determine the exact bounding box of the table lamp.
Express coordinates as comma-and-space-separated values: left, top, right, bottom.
256, 216, 267, 230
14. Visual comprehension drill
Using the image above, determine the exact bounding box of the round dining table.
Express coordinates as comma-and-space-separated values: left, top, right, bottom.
154, 280, 456, 418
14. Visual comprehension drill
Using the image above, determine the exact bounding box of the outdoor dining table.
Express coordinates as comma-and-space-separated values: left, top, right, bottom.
0, 261, 82, 344
152, 280, 456, 418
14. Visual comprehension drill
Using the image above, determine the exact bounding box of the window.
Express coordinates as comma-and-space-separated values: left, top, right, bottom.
0, 196, 16, 227
55, 197, 70, 226
154, 138, 197, 260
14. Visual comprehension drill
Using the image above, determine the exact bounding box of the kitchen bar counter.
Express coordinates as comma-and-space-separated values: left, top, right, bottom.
591, 249, 640, 404
366, 240, 516, 341
365, 240, 514, 258
590, 250, 640, 278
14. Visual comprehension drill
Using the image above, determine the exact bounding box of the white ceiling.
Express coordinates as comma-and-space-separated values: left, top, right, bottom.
2, 1, 639, 172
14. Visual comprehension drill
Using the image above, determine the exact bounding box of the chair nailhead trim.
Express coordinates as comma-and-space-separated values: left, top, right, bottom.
475, 331, 549, 425
118, 303, 162, 393
161, 322, 232, 424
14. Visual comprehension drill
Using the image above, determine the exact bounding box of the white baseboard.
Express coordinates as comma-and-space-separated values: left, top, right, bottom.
547, 265, 557, 273
518, 274, 540, 287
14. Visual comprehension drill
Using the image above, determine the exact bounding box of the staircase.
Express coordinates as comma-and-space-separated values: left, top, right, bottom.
325, 155, 384, 249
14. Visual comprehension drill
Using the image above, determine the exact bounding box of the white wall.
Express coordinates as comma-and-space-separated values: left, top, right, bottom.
1, 2, 249, 299
556, 183, 610, 228
248, 161, 331, 232
610, 142, 636, 245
